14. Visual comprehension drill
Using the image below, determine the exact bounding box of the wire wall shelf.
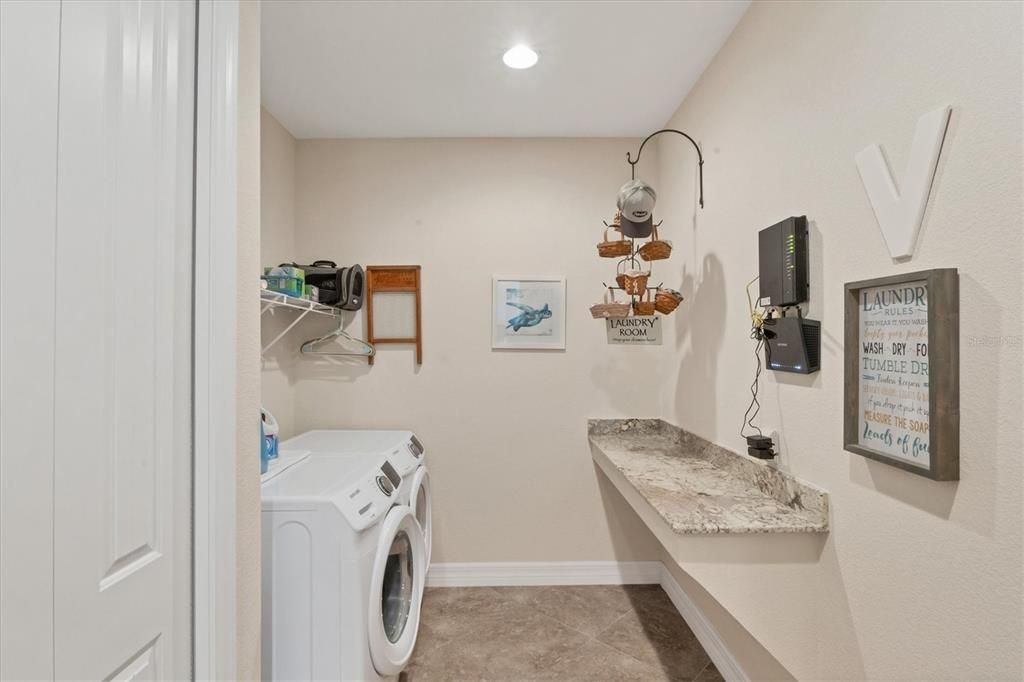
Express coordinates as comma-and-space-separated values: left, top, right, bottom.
260, 289, 338, 354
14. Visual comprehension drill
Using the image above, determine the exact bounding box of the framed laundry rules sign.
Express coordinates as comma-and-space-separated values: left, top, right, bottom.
492, 277, 566, 350
606, 317, 662, 345
843, 269, 959, 480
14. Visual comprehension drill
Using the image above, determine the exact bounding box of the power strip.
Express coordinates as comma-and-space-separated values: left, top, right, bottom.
745, 434, 776, 459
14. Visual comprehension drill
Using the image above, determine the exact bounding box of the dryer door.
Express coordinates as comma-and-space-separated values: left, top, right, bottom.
409, 467, 432, 568
368, 505, 425, 676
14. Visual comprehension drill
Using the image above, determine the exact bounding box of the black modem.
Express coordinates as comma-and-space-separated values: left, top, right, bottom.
759, 216, 809, 307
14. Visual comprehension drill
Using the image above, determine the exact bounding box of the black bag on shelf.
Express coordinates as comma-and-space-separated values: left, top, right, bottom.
337, 264, 364, 311
282, 261, 364, 311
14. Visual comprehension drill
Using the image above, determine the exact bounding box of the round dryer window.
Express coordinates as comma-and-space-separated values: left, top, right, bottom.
382, 530, 414, 643
368, 506, 425, 676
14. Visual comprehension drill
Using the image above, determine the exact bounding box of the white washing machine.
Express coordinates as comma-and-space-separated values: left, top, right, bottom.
261, 449, 426, 681
282, 430, 432, 568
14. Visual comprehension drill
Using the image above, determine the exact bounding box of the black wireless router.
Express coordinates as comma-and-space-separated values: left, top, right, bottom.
762, 314, 820, 374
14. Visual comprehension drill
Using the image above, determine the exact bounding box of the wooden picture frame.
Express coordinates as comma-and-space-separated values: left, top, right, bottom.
366, 265, 422, 365
844, 268, 959, 480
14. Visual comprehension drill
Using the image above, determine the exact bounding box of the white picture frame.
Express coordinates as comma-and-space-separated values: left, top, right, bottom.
491, 277, 566, 350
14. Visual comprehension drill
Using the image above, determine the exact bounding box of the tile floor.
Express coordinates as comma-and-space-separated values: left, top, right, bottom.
401, 585, 723, 681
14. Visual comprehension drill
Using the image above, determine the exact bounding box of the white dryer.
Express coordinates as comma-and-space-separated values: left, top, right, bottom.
282, 430, 433, 568
261, 450, 426, 681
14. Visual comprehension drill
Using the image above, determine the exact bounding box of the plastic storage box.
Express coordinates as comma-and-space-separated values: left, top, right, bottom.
263, 266, 305, 298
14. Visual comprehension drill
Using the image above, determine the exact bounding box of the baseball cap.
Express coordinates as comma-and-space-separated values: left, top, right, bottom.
617, 179, 656, 238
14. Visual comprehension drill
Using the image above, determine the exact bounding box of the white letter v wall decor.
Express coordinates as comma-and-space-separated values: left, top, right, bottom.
855, 105, 951, 260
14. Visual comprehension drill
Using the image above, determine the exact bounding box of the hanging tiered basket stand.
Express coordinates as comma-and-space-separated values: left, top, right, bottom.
590, 129, 704, 321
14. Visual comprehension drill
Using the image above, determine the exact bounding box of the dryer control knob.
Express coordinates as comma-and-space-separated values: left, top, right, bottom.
376, 474, 394, 496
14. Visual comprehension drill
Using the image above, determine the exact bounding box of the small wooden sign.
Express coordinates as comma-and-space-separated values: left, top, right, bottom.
843, 268, 959, 480
606, 317, 662, 345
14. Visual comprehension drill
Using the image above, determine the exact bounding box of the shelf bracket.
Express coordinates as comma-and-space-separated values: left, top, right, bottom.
262, 309, 310, 355
259, 289, 341, 356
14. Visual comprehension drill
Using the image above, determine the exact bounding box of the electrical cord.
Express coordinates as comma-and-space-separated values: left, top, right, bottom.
739, 278, 798, 459
741, 276, 766, 439
740, 276, 782, 449
741, 324, 767, 439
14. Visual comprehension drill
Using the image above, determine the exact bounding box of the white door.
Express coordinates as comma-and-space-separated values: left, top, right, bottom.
0, 1, 196, 678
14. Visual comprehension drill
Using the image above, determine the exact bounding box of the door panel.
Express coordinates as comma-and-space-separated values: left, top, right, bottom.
0, 1, 61, 678
52, 1, 195, 679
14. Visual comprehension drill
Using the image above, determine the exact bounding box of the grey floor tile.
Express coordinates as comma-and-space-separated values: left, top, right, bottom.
407, 585, 714, 682
402, 621, 451, 678
460, 607, 590, 678
410, 592, 589, 680
545, 637, 674, 681
418, 587, 517, 645
489, 585, 637, 637
595, 604, 710, 681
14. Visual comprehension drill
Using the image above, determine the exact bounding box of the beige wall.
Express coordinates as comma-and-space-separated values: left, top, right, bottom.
655, 1, 1022, 679
261, 109, 296, 267
237, 0, 262, 679
287, 138, 662, 564
260, 108, 298, 439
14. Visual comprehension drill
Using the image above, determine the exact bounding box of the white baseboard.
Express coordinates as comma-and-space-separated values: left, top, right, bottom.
426, 561, 663, 587
425, 561, 747, 682
658, 565, 748, 682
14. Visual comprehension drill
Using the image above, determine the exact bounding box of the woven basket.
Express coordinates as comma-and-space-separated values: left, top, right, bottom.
614, 259, 628, 289
596, 224, 632, 258
621, 270, 650, 296
633, 289, 656, 316
590, 289, 631, 319
655, 288, 684, 315
638, 223, 672, 262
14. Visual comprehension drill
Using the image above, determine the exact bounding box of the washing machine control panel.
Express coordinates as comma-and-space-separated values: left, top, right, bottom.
375, 474, 394, 496
337, 459, 405, 531
409, 435, 424, 456
388, 436, 426, 477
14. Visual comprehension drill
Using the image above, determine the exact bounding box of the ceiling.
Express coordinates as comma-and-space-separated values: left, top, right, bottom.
261, 1, 749, 139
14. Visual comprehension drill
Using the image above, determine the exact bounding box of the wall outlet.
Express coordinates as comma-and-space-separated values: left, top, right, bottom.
766, 428, 787, 470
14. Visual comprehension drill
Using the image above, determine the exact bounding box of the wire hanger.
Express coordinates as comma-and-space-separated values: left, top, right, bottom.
299, 319, 376, 357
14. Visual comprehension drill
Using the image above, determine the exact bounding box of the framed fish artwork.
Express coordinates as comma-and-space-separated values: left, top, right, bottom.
491, 277, 566, 350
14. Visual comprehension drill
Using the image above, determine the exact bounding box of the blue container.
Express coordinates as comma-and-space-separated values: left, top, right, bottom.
263, 266, 305, 298
262, 409, 280, 460
264, 433, 279, 460
260, 418, 270, 475
263, 275, 303, 298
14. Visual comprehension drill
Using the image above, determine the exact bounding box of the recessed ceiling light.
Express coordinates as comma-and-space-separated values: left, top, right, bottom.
502, 45, 538, 70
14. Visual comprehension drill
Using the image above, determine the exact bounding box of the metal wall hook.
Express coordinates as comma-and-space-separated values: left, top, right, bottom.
626, 128, 705, 209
